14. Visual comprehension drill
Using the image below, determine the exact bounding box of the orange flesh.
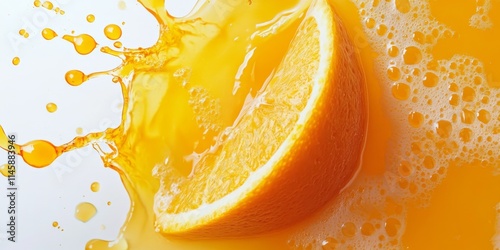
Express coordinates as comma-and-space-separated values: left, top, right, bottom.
1, 0, 500, 249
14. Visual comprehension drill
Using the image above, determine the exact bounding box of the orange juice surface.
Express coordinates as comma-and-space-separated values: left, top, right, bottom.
1, 0, 500, 249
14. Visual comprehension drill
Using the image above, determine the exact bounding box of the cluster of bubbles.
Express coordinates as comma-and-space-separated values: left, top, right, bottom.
289, 0, 500, 248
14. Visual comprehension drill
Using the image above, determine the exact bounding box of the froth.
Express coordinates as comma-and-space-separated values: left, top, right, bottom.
289, 0, 499, 248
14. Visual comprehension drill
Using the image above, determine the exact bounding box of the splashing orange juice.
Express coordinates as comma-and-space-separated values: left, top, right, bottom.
1, 0, 500, 249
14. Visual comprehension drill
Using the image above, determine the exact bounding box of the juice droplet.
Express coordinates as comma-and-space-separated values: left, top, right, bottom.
462, 87, 476, 102
423, 156, 435, 169
86, 14, 95, 23
62, 34, 97, 55
449, 94, 460, 106
42, 1, 53, 10
385, 218, 402, 237
65, 70, 88, 86
435, 120, 453, 138
0, 164, 12, 177
398, 161, 413, 176
388, 45, 399, 57
395, 0, 411, 13
413, 31, 425, 44
52, 221, 59, 227
461, 108, 475, 124
90, 182, 100, 192
118, 0, 127, 10
341, 222, 357, 237
408, 111, 424, 128
361, 222, 376, 236
46, 102, 58, 113
104, 24, 122, 40
76, 127, 83, 135
423, 72, 439, 87
19, 29, 26, 36
12, 57, 20, 66
20, 140, 59, 168
75, 202, 97, 223
402, 46, 422, 65
391, 83, 411, 100
42, 28, 58, 40
113, 41, 122, 48
459, 128, 473, 142
387, 66, 401, 81
34, 0, 41, 7
477, 109, 491, 124
321, 237, 338, 250
107, 201, 112, 206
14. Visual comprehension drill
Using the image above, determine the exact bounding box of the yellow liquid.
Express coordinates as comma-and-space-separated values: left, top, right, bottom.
1, 0, 500, 249
75, 202, 98, 223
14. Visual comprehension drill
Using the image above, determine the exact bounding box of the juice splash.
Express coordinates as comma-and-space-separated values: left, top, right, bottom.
1, 0, 500, 249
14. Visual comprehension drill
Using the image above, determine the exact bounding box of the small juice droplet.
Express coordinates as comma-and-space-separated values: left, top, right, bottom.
46, 102, 58, 113
18, 29, 26, 36
62, 34, 97, 55
461, 108, 475, 124
107, 201, 112, 206
0, 164, 12, 177
75, 202, 97, 223
435, 120, 453, 138
12, 57, 20, 66
65, 70, 88, 86
76, 127, 83, 135
42, 1, 53, 10
34, 0, 41, 7
423, 72, 439, 87
341, 222, 357, 237
20, 140, 59, 168
408, 111, 424, 128
42, 28, 58, 40
361, 222, 375, 236
90, 182, 100, 192
52, 221, 59, 227
459, 128, 473, 142
387, 66, 401, 81
391, 83, 411, 100
104, 24, 122, 40
462, 86, 476, 102
118, 0, 127, 10
402, 46, 422, 65
477, 109, 491, 124
423, 156, 435, 169
395, 0, 411, 13
385, 218, 402, 237
388, 45, 399, 57
113, 41, 122, 48
86, 14, 95, 23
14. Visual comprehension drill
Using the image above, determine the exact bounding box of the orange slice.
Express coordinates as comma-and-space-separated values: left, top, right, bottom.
155, 0, 367, 238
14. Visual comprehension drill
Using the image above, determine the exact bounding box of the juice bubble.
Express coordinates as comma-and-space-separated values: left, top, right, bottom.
62, 34, 97, 55
477, 109, 491, 124
46, 102, 58, 113
75, 202, 97, 223
34, 0, 41, 7
52, 221, 59, 227
361, 223, 376, 236
104, 24, 122, 40
387, 66, 401, 81
321, 237, 339, 250
459, 128, 473, 142
91, 182, 100, 192
42, 28, 58, 40
423, 156, 435, 169
388, 45, 399, 57
398, 161, 413, 176
462, 86, 475, 102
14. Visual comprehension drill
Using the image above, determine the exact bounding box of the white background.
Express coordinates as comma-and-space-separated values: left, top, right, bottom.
0, 0, 197, 249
